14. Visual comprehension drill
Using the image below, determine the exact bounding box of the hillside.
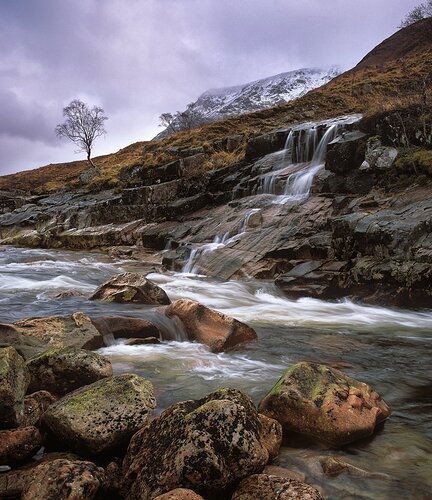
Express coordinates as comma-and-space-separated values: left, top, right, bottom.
155, 67, 340, 139
0, 18, 431, 194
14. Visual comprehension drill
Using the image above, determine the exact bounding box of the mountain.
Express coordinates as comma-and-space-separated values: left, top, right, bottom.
155, 67, 340, 139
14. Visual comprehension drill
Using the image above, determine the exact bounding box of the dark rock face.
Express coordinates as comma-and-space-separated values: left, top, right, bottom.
0, 426, 42, 465
232, 474, 323, 500
91, 316, 164, 342
27, 346, 113, 396
89, 272, 171, 305
163, 299, 257, 352
122, 388, 269, 499
0, 347, 30, 429
258, 362, 390, 446
42, 373, 156, 456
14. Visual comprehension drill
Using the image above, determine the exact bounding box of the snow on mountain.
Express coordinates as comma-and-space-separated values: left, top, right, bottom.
155, 67, 340, 139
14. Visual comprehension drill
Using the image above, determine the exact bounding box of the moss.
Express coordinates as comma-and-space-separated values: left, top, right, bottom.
395, 147, 432, 176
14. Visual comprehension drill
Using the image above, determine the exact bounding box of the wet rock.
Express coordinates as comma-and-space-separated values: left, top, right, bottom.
319, 456, 391, 480
163, 299, 257, 352
263, 465, 306, 483
0, 323, 50, 360
124, 337, 161, 345
0, 426, 42, 466
326, 130, 368, 174
122, 388, 269, 499
27, 346, 112, 396
10, 312, 104, 350
245, 130, 288, 161
22, 459, 107, 500
154, 489, 204, 500
90, 272, 171, 305
0, 347, 30, 429
22, 391, 57, 427
51, 289, 87, 300
42, 373, 156, 455
232, 474, 323, 500
360, 136, 398, 171
258, 362, 390, 446
259, 414, 283, 461
91, 316, 163, 342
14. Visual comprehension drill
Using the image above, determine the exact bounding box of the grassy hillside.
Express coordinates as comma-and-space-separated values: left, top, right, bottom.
1, 18, 431, 194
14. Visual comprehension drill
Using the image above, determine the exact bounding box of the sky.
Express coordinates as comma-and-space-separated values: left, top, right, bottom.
0, 0, 420, 175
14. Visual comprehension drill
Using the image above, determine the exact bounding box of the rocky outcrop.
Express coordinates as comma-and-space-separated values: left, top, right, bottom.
42, 373, 156, 456
0, 426, 42, 465
163, 299, 257, 352
90, 272, 171, 304
122, 388, 269, 499
0, 347, 30, 429
258, 362, 390, 446
26, 347, 112, 396
232, 474, 323, 500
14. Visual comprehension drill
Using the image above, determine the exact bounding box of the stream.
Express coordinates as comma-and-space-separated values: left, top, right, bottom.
1, 245, 431, 499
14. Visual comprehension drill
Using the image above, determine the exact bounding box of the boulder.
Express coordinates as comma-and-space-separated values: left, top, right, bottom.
0, 347, 30, 429
0, 426, 42, 465
232, 474, 323, 500
163, 299, 257, 352
263, 466, 306, 483
22, 459, 107, 500
22, 391, 57, 427
154, 489, 204, 500
90, 272, 171, 305
259, 414, 282, 461
258, 362, 390, 446
42, 373, 156, 455
91, 316, 163, 341
10, 312, 104, 350
122, 388, 269, 499
359, 136, 398, 171
27, 346, 112, 396
0, 323, 47, 360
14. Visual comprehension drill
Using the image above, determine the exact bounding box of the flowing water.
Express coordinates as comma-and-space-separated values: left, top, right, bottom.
1, 245, 431, 498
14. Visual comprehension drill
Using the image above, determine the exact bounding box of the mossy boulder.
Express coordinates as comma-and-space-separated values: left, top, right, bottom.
90, 272, 171, 305
232, 474, 323, 500
122, 388, 269, 499
0, 426, 42, 466
27, 346, 112, 396
258, 362, 390, 446
0, 347, 30, 429
42, 374, 156, 456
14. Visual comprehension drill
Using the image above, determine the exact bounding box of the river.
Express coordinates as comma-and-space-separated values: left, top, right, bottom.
1, 245, 431, 499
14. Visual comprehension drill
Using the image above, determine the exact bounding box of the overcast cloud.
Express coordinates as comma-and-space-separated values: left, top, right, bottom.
0, 0, 419, 175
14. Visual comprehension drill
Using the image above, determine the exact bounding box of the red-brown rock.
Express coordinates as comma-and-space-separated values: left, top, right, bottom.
0, 426, 42, 465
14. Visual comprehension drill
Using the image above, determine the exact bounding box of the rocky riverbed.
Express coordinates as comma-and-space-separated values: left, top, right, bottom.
0, 246, 431, 498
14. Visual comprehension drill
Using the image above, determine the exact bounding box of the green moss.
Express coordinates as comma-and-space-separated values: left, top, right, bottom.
395, 147, 432, 176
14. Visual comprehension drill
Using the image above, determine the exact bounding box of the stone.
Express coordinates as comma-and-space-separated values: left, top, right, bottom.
125, 337, 161, 345
10, 312, 104, 351
91, 316, 163, 341
0, 426, 42, 465
22, 459, 107, 500
163, 299, 257, 352
90, 272, 171, 305
263, 466, 306, 483
258, 362, 390, 446
359, 136, 398, 171
259, 414, 283, 461
22, 391, 57, 427
154, 489, 204, 500
27, 346, 112, 396
122, 388, 269, 499
42, 374, 156, 455
319, 456, 391, 480
232, 474, 323, 499
0, 323, 47, 360
0, 347, 30, 429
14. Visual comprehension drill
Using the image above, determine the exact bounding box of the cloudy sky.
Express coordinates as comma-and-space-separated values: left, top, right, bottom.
0, 0, 419, 175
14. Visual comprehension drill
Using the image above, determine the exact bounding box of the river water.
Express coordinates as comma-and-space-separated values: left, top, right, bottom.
1, 245, 431, 499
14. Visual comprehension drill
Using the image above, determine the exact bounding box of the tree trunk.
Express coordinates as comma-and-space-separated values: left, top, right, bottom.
87, 152, 96, 169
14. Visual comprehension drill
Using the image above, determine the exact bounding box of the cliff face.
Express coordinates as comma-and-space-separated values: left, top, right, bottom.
0, 20, 431, 308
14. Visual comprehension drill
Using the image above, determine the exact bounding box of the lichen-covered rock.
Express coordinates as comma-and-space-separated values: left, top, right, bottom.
154, 488, 204, 500
22, 459, 106, 500
0, 323, 47, 360
90, 272, 171, 305
10, 312, 104, 350
122, 388, 269, 499
259, 414, 282, 461
27, 346, 112, 396
359, 136, 398, 171
232, 474, 323, 500
22, 391, 57, 427
258, 362, 390, 446
0, 426, 42, 465
0, 347, 30, 429
163, 299, 257, 352
42, 374, 156, 455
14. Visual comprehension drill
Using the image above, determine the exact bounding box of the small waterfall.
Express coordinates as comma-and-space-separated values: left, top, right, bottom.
239, 208, 261, 233
182, 234, 229, 274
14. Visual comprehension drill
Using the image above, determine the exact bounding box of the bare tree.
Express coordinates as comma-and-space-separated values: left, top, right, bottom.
56, 99, 108, 168
158, 113, 176, 133
399, 1, 432, 28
